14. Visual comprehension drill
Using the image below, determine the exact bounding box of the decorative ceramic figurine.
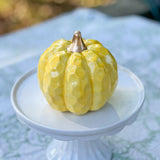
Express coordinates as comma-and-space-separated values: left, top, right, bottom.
38, 31, 118, 115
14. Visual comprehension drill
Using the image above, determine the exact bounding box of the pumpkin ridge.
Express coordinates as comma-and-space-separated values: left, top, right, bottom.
42, 51, 69, 111
86, 47, 111, 92
42, 52, 54, 91
64, 52, 92, 114
63, 51, 72, 111
88, 44, 118, 94
38, 47, 50, 90
81, 50, 93, 110
84, 39, 102, 47
39, 40, 71, 90
82, 50, 109, 110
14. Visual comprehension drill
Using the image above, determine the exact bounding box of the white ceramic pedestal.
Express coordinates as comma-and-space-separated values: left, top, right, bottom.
11, 65, 144, 160
46, 139, 112, 160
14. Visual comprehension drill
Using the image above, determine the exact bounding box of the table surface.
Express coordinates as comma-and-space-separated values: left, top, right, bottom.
0, 8, 160, 160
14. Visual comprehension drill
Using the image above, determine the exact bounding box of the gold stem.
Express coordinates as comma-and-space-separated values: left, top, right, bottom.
67, 31, 87, 53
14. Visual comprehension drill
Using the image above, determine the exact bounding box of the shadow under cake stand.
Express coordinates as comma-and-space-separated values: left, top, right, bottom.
11, 65, 145, 160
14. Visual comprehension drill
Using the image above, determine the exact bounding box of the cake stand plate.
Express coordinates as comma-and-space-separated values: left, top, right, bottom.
11, 65, 144, 160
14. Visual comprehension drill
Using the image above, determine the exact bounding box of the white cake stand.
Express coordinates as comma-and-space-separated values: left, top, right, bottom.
11, 65, 144, 160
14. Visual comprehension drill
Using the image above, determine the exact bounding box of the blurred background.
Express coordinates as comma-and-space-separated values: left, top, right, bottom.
0, 0, 160, 35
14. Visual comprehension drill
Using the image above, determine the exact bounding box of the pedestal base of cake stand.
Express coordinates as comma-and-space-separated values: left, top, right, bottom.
11, 66, 144, 160
47, 139, 112, 160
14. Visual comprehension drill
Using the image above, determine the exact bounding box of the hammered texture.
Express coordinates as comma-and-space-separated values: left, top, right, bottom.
38, 39, 71, 89
83, 39, 101, 46
38, 39, 118, 115
64, 52, 92, 115
88, 44, 118, 95
82, 50, 110, 110
43, 51, 70, 111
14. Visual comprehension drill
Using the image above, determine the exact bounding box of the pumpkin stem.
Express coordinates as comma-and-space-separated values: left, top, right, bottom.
67, 31, 87, 52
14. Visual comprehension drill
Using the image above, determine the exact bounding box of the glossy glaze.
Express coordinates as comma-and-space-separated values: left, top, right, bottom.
38, 39, 118, 115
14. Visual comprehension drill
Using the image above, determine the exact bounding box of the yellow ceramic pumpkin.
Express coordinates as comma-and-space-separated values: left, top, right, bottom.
38, 31, 118, 115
